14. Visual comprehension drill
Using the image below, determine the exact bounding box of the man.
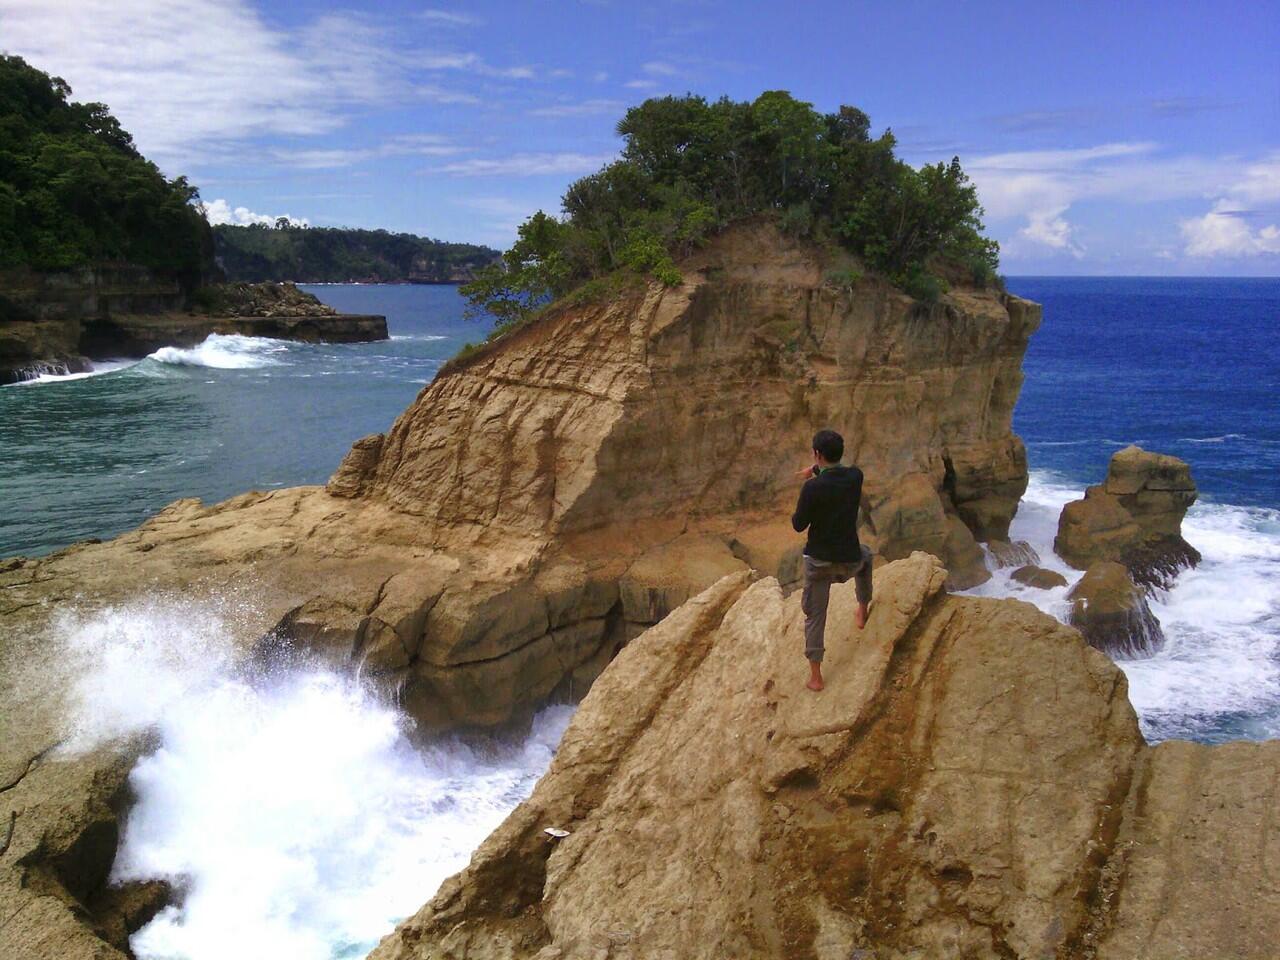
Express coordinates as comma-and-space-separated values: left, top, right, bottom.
791, 428, 873, 691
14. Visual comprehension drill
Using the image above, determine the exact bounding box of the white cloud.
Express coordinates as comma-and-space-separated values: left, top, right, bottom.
0, 0, 522, 168
201, 199, 308, 227
624, 79, 658, 90
417, 9, 481, 26
433, 152, 615, 177
958, 141, 1280, 262
529, 98, 625, 118
642, 61, 680, 76
263, 134, 466, 170
1179, 154, 1280, 258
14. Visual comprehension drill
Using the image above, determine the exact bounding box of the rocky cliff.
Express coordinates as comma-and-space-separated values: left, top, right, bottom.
0, 266, 387, 383
1, 221, 1044, 957
370, 554, 1280, 960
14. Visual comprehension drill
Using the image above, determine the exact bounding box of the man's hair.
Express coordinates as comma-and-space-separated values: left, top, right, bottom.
812, 429, 844, 463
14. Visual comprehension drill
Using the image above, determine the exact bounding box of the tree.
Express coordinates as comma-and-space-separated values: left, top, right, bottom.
461, 92, 1001, 326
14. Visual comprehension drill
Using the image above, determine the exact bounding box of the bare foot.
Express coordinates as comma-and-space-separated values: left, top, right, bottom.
807, 663, 824, 691
855, 602, 869, 629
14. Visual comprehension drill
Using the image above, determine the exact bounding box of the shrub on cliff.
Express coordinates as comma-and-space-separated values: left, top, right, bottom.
463, 92, 1000, 325
0, 56, 211, 285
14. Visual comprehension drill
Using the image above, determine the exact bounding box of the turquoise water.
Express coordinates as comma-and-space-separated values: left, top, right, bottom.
0, 285, 487, 557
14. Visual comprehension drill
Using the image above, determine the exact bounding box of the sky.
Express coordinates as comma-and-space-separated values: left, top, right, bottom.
2, 0, 1278, 275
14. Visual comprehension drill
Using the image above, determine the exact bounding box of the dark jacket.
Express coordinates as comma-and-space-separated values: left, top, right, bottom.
791, 464, 864, 562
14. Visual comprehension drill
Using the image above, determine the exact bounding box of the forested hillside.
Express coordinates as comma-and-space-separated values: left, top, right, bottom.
0, 55, 211, 286
212, 224, 498, 283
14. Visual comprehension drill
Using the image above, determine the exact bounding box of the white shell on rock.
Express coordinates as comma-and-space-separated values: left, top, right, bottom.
543, 827, 570, 838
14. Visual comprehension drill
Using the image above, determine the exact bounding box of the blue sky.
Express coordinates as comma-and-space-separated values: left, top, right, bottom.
3, 0, 1278, 274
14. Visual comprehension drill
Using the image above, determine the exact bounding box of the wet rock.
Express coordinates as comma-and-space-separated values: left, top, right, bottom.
941, 513, 991, 590
1067, 560, 1165, 657
1010, 564, 1068, 590
987, 538, 1040, 569
1055, 445, 1200, 587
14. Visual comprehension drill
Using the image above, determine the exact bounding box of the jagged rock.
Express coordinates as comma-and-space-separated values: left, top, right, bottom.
941, 513, 991, 590
197, 281, 338, 318
1010, 564, 1069, 590
369, 554, 1280, 960
0, 222, 1043, 956
1067, 560, 1165, 658
326, 433, 385, 498
987, 538, 1040, 569
1055, 446, 1200, 586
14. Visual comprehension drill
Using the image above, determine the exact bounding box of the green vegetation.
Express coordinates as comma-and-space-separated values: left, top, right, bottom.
212, 223, 499, 283
0, 56, 211, 285
462, 91, 1000, 332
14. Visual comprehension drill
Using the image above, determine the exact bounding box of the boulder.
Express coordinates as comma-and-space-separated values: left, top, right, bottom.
986, 538, 1040, 569
1055, 445, 1200, 587
941, 513, 991, 590
1010, 564, 1069, 590
1067, 560, 1165, 658
369, 554, 1280, 960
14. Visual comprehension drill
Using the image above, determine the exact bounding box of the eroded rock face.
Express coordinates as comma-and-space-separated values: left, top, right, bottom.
370, 554, 1280, 960
1067, 560, 1165, 658
1056, 446, 1200, 586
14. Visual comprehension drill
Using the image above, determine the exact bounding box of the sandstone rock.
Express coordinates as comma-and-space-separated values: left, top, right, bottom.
941, 513, 991, 590
1067, 560, 1165, 658
1055, 445, 1200, 586
0, 222, 1042, 955
986, 538, 1040, 569
1010, 564, 1069, 590
370, 554, 1280, 960
326, 433, 385, 498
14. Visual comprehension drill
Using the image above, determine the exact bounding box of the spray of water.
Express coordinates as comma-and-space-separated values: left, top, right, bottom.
967, 471, 1280, 743
58, 596, 572, 960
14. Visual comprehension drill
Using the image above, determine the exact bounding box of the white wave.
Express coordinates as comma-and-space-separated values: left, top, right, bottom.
7, 359, 139, 386
389, 334, 448, 342
58, 596, 573, 960
148, 334, 290, 369
965, 471, 1280, 743
1177, 433, 1249, 444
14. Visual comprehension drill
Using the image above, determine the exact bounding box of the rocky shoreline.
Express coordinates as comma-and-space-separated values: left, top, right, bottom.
0, 267, 387, 384
1, 222, 1276, 959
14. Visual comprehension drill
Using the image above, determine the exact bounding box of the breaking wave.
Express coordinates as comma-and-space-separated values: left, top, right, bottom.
148, 334, 290, 369
968, 471, 1280, 743
59, 595, 572, 960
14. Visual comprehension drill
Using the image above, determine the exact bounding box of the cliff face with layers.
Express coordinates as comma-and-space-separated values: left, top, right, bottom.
370, 555, 1280, 960
1, 221, 1039, 958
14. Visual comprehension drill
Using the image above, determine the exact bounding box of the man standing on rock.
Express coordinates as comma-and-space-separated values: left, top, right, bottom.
792, 429, 872, 691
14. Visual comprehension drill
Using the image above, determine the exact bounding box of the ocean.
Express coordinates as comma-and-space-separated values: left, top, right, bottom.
3, 277, 1277, 959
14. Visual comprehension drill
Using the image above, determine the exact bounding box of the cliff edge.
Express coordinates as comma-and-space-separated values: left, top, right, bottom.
371, 554, 1280, 960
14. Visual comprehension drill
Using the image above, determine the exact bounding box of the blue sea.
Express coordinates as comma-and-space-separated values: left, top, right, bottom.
3, 277, 1278, 958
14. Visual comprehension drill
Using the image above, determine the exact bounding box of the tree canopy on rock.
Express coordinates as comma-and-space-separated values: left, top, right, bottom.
462, 91, 1000, 328
0, 55, 211, 284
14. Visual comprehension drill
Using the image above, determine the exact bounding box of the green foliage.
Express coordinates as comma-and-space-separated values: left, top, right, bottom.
0, 56, 211, 284
212, 223, 498, 283
462, 91, 999, 329
823, 266, 863, 291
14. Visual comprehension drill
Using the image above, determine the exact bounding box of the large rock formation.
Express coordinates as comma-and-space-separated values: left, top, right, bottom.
370, 554, 1280, 960
1, 221, 1041, 957
0, 266, 387, 382
1055, 446, 1200, 587
1067, 560, 1165, 658
3, 222, 1038, 729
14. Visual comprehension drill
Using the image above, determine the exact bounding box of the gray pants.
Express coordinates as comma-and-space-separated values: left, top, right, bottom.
802, 548, 873, 663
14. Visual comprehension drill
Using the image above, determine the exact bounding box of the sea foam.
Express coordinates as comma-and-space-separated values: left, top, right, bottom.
148, 334, 290, 369
967, 471, 1280, 743
58, 595, 572, 960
